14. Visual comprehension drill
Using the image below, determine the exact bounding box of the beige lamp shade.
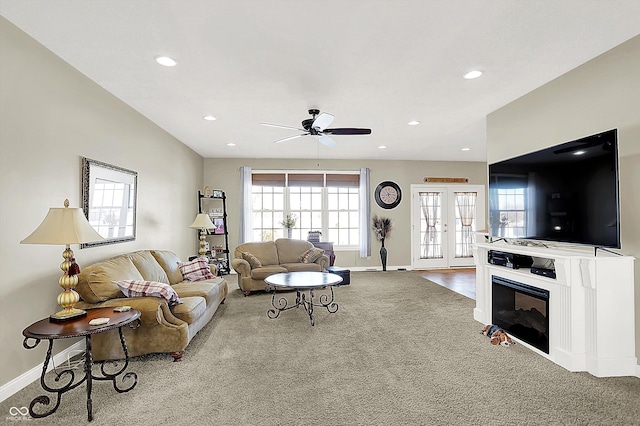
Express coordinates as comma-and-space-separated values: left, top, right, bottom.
189, 213, 215, 230
20, 199, 104, 321
21, 200, 104, 245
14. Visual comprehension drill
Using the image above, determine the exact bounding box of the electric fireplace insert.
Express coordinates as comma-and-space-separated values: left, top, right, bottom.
492, 275, 549, 353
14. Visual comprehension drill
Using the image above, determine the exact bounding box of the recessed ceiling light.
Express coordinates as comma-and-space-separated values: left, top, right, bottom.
461, 147, 470, 151
226, 142, 236, 147
378, 145, 387, 149
155, 56, 177, 67
408, 121, 420, 126
463, 70, 483, 79
203, 115, 217, 121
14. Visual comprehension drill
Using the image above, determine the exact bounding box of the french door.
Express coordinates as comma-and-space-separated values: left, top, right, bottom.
411, 185, 485, 269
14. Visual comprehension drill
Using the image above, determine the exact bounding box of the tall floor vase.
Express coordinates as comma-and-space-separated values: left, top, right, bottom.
380, 239, 387, 271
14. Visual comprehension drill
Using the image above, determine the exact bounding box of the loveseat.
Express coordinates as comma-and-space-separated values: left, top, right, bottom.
230, 239, 329, 295
75, 250, 228, 362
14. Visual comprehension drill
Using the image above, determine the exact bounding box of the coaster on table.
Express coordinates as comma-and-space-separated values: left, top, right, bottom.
89, 318, 110, 326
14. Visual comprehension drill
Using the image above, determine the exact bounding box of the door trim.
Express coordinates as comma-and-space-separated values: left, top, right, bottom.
410, 184, 485, 269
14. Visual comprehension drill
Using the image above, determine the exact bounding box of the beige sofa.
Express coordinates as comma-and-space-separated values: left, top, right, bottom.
75, 250, 228, 362
230, 239, 329, 295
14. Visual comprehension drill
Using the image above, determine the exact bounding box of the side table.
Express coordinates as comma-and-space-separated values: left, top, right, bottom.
22, 307, 141, 421
312, 241, 335, 266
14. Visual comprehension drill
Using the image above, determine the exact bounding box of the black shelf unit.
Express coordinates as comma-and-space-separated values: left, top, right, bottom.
197, 190, 230, 275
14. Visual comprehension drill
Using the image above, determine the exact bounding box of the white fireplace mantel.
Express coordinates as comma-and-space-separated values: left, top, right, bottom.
473, 241, 637, 377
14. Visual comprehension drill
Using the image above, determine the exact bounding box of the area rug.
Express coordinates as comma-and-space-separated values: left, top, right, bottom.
2, 271, 639, 425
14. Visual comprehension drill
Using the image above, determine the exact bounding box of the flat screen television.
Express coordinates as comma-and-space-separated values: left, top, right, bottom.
488, 129, 620, 248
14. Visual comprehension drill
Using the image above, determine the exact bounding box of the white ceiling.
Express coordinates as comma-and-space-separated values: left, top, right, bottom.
2, 0, 640, 162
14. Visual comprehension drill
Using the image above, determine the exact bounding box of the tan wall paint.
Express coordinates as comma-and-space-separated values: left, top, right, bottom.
0, 18, 203, 387
487, 34, 640, 362
204, 157, 487, 271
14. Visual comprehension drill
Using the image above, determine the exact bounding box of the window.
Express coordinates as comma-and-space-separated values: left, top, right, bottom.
496, 188, 526, 238
251, 172, 360, 247
327, 186, 360, 246
251, 185, 284, 241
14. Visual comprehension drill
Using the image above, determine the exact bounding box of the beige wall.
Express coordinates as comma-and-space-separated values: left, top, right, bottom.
0, 18, 203, 387
204, 158, 487, 270
487, 34, 640, 361
0, 16, 488, 393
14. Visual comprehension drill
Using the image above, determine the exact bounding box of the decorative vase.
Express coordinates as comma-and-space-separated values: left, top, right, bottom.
287, 228, 292, 239
380, 239, 387, 271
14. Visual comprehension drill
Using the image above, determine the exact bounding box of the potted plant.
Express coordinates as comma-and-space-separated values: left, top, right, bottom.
280, 214, 297, 238
372, 215, 392, 271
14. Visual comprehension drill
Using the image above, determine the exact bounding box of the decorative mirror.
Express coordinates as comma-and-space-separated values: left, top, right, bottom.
81, 157, 137, 248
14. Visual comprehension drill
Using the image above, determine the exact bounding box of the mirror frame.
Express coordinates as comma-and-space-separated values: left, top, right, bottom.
81, 157, 138, 248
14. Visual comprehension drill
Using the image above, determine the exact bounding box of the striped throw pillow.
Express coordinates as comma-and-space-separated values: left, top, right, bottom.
113, 280, 181, 306
178, 257, 215, 281
298, 247, 324, 264
241, 251, 262, 268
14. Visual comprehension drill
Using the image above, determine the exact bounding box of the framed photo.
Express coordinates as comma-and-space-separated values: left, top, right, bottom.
213, 218, 225, 234
212, 190, 224, 198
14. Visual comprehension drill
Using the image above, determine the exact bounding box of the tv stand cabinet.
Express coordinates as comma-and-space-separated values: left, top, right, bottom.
473, 241, 637, 377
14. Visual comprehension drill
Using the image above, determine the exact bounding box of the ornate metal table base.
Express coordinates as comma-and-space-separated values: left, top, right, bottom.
23, 318, 140, 421
267, 287, 339, 326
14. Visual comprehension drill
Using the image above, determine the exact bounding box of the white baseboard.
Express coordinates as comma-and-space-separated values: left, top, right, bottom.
347, 265, 413, 272
0, 340, 86, 403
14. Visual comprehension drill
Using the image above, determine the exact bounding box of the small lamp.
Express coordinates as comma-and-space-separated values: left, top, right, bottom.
189, 213, 215, 256
21, 199, 104, 321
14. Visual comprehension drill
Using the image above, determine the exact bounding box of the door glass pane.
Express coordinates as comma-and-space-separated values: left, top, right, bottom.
454, 192, 477, 258
419, 192, 442, 259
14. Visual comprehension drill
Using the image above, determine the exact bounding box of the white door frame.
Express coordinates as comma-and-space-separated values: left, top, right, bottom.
411, 184, 485, 269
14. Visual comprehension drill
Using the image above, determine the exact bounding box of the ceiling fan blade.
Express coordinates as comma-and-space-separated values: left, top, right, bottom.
260, 122, 306, 132
312, 112, 334, 131
273, 133, 308, 144
316, 134, 336, 147
324, 128, 372, 135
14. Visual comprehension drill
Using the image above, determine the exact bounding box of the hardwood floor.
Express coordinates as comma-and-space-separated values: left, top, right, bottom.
415, 268, 476, 300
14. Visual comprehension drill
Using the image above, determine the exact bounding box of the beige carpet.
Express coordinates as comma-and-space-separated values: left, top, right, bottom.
2, 271, 639, 425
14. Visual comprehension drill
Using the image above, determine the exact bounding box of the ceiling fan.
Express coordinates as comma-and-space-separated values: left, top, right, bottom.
260, 109, 372, 147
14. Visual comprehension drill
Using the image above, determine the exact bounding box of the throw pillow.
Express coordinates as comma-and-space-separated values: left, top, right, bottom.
113, 280, 181, 306
241, 251, 262, 268
178, 257, 215, 281
298, 247, 325, 264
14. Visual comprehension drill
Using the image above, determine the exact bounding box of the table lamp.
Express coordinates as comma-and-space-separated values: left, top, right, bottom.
189, 213, 215, 256
21, 199, 104, 321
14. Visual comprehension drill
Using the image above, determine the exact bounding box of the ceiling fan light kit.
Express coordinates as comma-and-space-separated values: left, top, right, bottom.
261, 109, 371, 147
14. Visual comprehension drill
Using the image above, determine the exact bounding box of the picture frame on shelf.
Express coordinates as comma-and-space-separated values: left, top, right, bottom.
213, 218, 225, 234
212, 190, 224, 198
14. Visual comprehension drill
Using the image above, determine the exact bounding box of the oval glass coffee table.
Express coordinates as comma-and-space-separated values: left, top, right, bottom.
265, 271, 343, 326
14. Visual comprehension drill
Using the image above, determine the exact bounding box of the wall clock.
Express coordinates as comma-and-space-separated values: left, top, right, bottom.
375, 181, 402, 209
